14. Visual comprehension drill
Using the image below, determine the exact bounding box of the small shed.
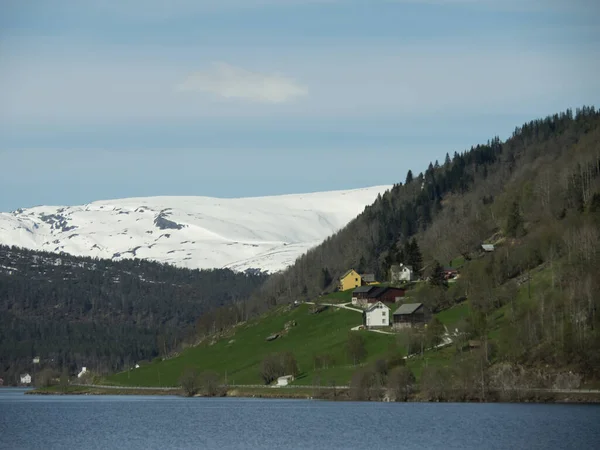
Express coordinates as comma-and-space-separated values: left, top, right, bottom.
360, 273, 377, 284
276, 375, 295, 387
392, 303, 431, 329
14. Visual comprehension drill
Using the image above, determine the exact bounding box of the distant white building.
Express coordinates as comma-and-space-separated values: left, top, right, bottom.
482, 244, 495, 252
276, 375, 295, 387
20, 373, 32, 385
77, 367, 87, 378
364, 301, 390, 328
32, 357, 40, 364
390, 264, 415, 283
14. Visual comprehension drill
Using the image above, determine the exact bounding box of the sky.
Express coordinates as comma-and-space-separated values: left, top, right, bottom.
1, 0, 599, 211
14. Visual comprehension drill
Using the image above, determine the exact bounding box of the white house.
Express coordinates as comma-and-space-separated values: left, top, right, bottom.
77, 367, 87, 378
276, 375, 295, 387
364, 301, 390, 328
390, 264, 415, 283
20, 373, 32, 385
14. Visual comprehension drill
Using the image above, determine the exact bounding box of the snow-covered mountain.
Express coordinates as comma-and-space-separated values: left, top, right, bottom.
0, 186, 390, 273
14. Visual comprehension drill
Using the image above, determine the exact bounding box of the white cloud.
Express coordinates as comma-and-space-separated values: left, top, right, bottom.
176, 62, 308, 104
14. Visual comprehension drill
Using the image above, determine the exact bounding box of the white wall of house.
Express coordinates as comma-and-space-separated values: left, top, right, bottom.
365, 302, 390, 327
20, 374, 32, 385
276, 375, 294, 387
391, 265, 414, 283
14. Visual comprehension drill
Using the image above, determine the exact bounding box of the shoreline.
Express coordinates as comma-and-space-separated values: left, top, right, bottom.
26, 385, 600, 404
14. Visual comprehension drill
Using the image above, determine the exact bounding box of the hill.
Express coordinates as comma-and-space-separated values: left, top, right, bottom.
0, 186, 389, 273
0, 245, 267, 383
108, 303, 396, 387
138, 106, 600, 398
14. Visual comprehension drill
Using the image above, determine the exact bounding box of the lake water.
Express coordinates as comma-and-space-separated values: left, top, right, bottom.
1, 388, 599, 449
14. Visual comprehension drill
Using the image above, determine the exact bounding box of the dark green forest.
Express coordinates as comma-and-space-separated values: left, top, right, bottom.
0, 246, 267, 383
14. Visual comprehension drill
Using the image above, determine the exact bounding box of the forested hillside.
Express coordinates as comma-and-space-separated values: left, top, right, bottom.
238, 106, 600, 380
0, 246, 267, 383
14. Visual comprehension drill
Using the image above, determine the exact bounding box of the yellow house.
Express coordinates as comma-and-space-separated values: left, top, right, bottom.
339, 269, 362, 291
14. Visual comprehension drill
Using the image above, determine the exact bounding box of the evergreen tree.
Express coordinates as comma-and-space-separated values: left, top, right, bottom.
445, 153, 451, 166
406, 239, 423, 275
506, 201, 525, 237
357, 256, 367, 273
429, 261, 447, 287
320, 268, 332, 290
405, 170, 413, 184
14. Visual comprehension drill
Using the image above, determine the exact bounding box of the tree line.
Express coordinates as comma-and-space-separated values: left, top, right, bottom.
0, 246, 268, 384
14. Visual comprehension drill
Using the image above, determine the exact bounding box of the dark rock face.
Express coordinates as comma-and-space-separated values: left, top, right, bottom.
39, 214, 77, 232
153, 211, 185, 231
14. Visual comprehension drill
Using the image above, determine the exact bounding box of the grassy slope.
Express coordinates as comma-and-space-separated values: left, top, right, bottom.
108, 264, 556, 390
110, 268, 551, 389
108, 304, 396, 387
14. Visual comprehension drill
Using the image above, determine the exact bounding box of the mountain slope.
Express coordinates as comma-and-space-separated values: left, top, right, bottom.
0, 245, 268, 382
0, 186, 390, 273
255, 107, 600, 303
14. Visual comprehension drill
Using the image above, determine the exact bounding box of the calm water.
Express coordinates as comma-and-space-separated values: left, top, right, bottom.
1, 388, 599, 449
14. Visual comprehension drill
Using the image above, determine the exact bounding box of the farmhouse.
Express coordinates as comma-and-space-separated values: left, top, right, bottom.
392, 303, 431, 329
390, 264, 415, 283
351, 285, 377, 306
368, 286, 406, 304
339, 269, 362, 291
364, 301, 391, 328
20, 373, 32, 385
339, 269, 380, 291
353, 286, 406, 307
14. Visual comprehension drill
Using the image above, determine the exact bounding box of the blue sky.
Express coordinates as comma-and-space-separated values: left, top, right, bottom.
1, 0, 599, 211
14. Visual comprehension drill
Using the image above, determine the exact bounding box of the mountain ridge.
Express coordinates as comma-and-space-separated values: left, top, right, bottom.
0, 185, 391, 273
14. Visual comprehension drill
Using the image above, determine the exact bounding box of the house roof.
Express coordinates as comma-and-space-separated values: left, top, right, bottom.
368, 286, 405, 299
360, 273, 376, 282
391, 264, 412, 271
393, 303, 423, 315
366, 301, 390, 312
340, 269, 357, 279
369, 287, 388, 298
353, 286, 376, 294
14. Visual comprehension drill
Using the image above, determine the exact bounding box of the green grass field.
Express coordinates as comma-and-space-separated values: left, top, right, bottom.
107, 266, 549, 389
108, 304, 396, 387
436, 302, 470, 328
